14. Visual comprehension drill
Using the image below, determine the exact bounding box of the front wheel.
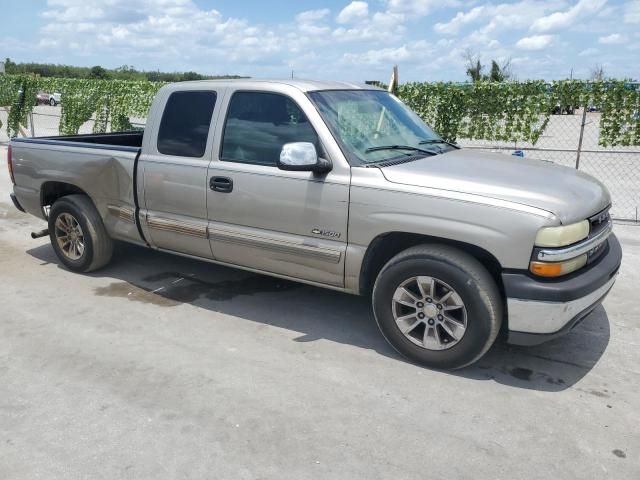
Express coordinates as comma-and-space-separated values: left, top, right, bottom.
372, 245, 502, 369
48, 195, 113, 272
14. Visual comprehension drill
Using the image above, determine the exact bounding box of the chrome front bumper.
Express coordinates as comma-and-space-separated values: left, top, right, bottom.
507, 275, 616, 345
503, 234, 622, 346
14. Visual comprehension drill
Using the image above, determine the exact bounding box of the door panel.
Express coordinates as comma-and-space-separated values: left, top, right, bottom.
206, 89, 350, 287
142, 159, 212, 258
207, 162, 349, 286
140, 87, 223, 258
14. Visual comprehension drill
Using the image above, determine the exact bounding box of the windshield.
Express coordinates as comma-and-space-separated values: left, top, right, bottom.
308, 89, 443, 165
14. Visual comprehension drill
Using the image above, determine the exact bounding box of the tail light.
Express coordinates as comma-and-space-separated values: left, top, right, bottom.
7, 144, 15, 185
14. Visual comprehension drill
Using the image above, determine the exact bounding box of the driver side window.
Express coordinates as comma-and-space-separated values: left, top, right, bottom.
220, 92, 319, 166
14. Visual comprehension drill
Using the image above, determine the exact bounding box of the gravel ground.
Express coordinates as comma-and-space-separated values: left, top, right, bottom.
0, 145, 639, 480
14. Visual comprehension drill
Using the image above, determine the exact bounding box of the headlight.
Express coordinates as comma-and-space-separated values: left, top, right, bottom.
535, 220, 589, 247
529, 254, 588, 277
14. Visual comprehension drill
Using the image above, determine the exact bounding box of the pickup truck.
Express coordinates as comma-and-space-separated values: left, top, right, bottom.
7, 79, 622, 369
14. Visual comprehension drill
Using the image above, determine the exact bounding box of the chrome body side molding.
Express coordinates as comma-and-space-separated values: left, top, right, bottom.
146, 215, 208, 239
107, 205, 135, 223
208, 226, 342, 264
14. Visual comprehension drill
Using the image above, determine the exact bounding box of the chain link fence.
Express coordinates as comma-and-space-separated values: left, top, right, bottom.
0, 106, 145, 142
2, 105, 638, 221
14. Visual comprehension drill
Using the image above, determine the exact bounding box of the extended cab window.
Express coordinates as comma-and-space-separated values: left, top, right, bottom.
221, 92, 318, 166
157, 91, 217, 158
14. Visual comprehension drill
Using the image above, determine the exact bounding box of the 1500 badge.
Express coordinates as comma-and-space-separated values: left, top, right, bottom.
312, 228, 341, 238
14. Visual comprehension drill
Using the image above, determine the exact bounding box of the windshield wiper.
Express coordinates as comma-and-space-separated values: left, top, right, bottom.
418, 139, 461, 149
365, 145, 439, 155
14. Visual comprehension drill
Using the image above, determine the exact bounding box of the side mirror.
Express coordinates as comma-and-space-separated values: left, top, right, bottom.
278, 142, 331, 174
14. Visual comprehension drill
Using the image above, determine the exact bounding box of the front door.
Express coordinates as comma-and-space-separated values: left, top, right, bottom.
206, 90, 349, 287
140, 87, 223, 258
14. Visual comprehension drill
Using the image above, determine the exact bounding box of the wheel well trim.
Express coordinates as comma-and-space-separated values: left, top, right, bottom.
358, 231, 505, 297
39, 181, 97, 211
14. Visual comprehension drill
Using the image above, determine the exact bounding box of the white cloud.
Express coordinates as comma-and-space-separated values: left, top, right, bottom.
296, 9, 330, 24
625, 1, 640, 23
342, 40, 430, 65
386, 0, 459, 16
530, 0, 606, 33
433, 1, 562, 37
337, 1, 369, 24
9, 0, 637, 82
39, 0, 286, 72
578, 47, 599, 56
515, 34, 554, 50
295, 8, 331, 36
598, 33, 627, 44
434, 6, 485, 35
333, 11, 406, 41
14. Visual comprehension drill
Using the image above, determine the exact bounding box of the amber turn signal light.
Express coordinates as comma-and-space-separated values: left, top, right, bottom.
529, 254, 588, 277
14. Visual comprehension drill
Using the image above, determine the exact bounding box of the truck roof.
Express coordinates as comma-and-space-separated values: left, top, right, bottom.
167, 79, 384, 93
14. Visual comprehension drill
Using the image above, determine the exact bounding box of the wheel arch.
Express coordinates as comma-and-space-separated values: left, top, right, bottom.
41, 181, 91, 207
359, 231, 505, 298
40, 181, 100, 220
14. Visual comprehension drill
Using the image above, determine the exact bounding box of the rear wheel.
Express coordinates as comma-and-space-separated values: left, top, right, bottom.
48, 195, 113, 272
372, 244, 502, 369
49, 98, 56, 106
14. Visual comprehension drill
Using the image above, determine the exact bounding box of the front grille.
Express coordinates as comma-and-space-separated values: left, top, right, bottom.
589, 206, 611, 238
586, 206, 611, 264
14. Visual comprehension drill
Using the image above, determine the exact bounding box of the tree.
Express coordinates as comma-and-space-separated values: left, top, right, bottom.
4, 58, 16, 73
464, 50, 483, 82
487, 59, 512, 82
463, 51, 512, 82
590, 64, 605, 81
181, 71, 204, 81
88, 66, 109, 79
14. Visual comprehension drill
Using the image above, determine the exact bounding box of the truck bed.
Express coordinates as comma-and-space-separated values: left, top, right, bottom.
10, 131, 144, 246
14, 131, 143, 151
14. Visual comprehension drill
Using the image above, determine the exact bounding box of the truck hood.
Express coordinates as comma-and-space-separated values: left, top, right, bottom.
379, 149, 610, 224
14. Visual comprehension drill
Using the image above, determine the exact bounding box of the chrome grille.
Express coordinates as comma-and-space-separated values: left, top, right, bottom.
586, 206, 611, 264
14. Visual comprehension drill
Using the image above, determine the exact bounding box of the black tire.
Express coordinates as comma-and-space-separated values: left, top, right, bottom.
48, 194, 113, 272
49, 98, 56, 107
372, 244, 502, 370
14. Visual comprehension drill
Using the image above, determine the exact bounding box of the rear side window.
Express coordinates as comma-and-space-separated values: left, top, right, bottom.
221, 91, 318, 166
157, 91, 217, 157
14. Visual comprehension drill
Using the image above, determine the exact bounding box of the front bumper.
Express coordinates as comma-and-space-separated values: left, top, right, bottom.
503, 234, 622, 346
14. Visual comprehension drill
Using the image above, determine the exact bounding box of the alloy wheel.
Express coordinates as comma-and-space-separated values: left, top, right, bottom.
391, 276, 467, 350
54, 212, 85, 260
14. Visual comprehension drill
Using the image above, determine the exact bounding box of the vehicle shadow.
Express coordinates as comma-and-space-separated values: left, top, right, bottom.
27, 242, 611, 393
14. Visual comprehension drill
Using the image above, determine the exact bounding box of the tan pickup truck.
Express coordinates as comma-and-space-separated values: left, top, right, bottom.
8, 79, 621, 369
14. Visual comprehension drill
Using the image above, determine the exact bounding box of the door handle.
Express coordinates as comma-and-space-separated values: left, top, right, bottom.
210, 176, 233, 193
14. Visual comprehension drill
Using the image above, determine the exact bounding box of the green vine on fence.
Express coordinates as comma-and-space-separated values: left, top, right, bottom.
0, 74, 638, 146
0, 74, 162, 137
397, 80, 639, 146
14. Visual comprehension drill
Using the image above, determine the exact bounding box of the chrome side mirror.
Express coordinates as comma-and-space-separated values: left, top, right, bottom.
278, 142, 331, 173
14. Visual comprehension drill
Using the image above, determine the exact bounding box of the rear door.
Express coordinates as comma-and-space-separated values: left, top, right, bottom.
139, 86, 224, 258
206, 88, 350, 287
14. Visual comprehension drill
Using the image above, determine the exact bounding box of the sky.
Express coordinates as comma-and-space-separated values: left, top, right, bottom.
0, 0, 638, 82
